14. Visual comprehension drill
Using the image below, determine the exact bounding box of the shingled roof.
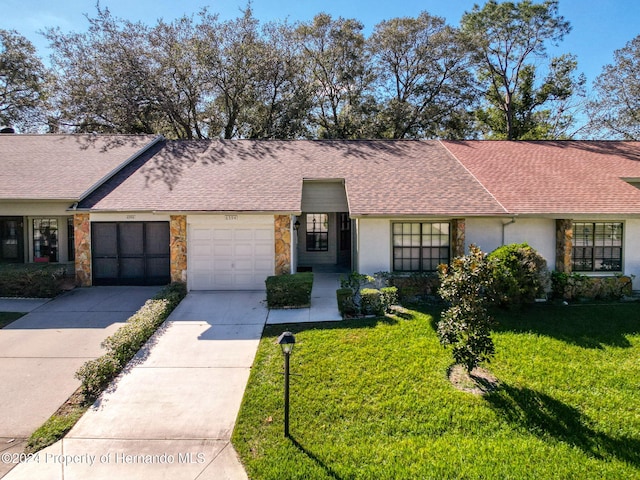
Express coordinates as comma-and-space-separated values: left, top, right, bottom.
0, 134, 160, 201
442, 140, 640, 215
78, 140, 507, 217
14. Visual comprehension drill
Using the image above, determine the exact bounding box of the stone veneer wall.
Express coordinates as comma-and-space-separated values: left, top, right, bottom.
274, 215, 291, 275
451, 218, 466, 258
170, 215, 187, 283
74, 213, 92, 287
555, 219, 573, 273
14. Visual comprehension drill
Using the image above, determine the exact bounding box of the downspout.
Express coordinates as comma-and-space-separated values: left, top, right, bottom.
502, 217, 517, 245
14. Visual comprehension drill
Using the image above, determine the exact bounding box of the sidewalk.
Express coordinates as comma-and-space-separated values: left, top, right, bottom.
267, 273, 342, 324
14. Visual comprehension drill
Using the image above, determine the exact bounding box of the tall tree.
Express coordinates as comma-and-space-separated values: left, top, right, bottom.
588, 35, 640, 140
199, 8, 311, 139
461, 0, 582, 139
0, 29, 49, 131
243, 21, 313, 139
368, 12, 477, 139
295, 14, 375, 139
45, 8, 160, 134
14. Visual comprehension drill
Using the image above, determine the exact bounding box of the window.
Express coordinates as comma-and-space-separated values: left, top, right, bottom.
393, 222, 450, 272
572, 222, 623, 272
306, 214, 329, 251
33, 218, 59, 262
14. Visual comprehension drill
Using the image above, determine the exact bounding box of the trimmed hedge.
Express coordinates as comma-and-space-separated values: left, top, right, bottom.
385, 272, 440, 302
0, 263, 68, 298
337, 286, 398, 317
265, 272, 313, 308
337, 288, 357, 316
75, 282, 187, 396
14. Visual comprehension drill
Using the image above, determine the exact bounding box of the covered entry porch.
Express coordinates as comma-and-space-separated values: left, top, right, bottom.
295, 180, 354, 273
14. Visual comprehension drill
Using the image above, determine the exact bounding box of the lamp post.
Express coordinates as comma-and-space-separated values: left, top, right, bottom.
277, 331, 296, 438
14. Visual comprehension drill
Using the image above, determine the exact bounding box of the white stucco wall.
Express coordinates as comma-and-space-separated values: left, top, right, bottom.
357, 218, 392, 274
358, 216, 558, 276
466, 217, 556, 269
624, 219, 640, 288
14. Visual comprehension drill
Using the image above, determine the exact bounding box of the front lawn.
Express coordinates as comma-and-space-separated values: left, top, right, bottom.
233, 303, 640, 479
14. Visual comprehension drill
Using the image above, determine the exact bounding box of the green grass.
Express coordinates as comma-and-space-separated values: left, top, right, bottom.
0, 312, 24, 328
233, 303, 640, 479
26, 404, 86, 453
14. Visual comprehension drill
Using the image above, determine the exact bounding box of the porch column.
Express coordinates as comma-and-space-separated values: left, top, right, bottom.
274, 215, 292, 275
555, 219, 573, 273
451, 218, 466, 258
74, 213, 92, 287
170, 215, 187, 283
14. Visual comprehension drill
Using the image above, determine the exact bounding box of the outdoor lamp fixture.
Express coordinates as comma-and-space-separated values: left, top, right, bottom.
277, 331, 296, 438
294, 219, 301, 232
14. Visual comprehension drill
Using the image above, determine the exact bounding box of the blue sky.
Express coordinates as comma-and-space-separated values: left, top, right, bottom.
1, 0, 638, 88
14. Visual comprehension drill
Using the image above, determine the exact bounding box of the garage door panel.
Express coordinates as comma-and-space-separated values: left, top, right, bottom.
234, 244, 254, 256
192, 228, 213, 241
213, 229, 233, 241
93, 258, 118, 279
192, 242, 213, 256
254, 243, 272, 256
254, 229, 272, 240
189, 221, 275, 290
255, 258, 273, 270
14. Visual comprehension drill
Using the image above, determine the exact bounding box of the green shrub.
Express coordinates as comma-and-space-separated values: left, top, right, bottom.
385, 272, 440, 302
337, 288, 357, 316
438, 245, 495, 373
337, 285, 398, 318
488, 243, 550, 307
75, 354, 121, 397
265, 273, 313, 308
361, 288, 384, 316
0, 263, 68, 298
380, 286, 399, 308
551, 272, 633, 300
75, 282, 186, 396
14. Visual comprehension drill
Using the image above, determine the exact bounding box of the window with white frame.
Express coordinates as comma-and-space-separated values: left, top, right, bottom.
572, 222, 623, 272
393, 222, 450, 272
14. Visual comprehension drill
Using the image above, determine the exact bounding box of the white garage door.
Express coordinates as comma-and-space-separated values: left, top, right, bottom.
189, 222, 274, 290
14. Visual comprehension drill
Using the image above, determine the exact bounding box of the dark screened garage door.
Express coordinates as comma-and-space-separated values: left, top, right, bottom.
92, 222, 170, 285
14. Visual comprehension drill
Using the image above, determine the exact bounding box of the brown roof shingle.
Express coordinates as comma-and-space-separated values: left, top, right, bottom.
80, 140, 508, 216
441, 140, 640, 215
0, 134, 159, 200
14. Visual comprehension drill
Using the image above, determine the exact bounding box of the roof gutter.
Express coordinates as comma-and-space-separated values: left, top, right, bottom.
75, 135, 165, 205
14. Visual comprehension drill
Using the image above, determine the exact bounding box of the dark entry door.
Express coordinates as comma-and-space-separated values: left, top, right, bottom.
92, 222, 170, 285
0, 217, 24, 263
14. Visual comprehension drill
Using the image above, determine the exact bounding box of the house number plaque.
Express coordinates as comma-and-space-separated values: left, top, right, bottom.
225, 215, 238, 221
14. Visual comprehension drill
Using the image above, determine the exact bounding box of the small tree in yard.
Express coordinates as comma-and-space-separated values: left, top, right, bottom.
437, 245, 495, 373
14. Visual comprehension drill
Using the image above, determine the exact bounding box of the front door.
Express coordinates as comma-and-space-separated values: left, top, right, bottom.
0, 217, 24, 263
338, 212, 351, 269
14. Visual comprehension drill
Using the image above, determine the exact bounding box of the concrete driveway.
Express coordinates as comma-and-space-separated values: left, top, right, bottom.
4, 291, 267, 480
0, 286, 160, 476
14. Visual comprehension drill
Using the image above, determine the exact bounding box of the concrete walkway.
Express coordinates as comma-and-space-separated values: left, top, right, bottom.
3, 274, 343, 479
0, 287, 161, 479
267, 273, 342, 324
